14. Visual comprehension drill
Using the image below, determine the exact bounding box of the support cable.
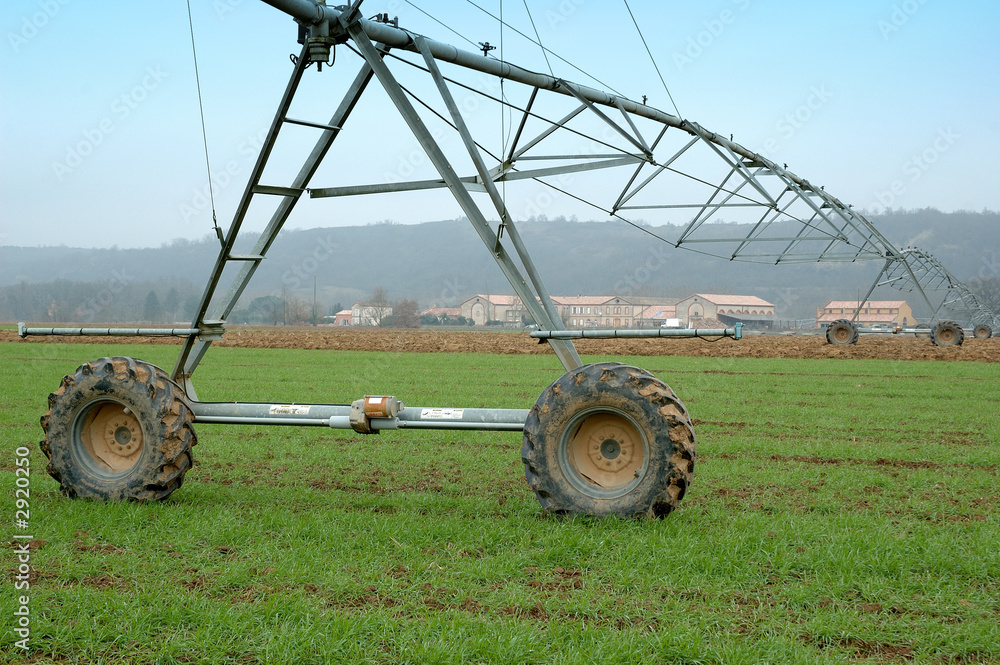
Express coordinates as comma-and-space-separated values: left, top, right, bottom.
522, 0, 554, 77
185, 0, 222, 245
403, 0, 481, 51
500, 0, 508, 232
341, 25, 874, 266
463, 0, 624, 97
622, 0, 682, 118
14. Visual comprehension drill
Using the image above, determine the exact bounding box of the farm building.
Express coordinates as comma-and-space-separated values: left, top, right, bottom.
816, 300, 913, 328
332, 309, 351, 326
675, 294, 776, 330
350, 301, 393, 327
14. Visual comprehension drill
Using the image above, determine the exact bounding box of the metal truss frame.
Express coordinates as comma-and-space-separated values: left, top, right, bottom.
170, 0, 996, 392
874, 248, 999, 329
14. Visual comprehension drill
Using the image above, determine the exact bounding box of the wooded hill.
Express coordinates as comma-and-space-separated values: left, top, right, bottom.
2, 209, 996, 323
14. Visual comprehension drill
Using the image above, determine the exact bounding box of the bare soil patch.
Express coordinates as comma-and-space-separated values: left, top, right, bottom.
6, 326, 1000, 362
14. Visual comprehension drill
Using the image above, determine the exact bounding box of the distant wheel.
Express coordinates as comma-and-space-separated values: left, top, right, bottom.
913, 324, 931, 339
40, 357, 196, 500
931, 320, 964, 347
826, 319, 858, 345
522, 362, 695, 518
973, 324, 992, 339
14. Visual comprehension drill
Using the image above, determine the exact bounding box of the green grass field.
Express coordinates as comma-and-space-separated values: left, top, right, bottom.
2, 341, 998, 664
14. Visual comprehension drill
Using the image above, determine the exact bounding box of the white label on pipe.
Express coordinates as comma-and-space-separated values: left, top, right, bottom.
420, 408, 464, 420
269, 404, 311, 415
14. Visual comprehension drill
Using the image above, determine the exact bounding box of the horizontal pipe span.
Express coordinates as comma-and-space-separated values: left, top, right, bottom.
257, 1, 889, 253
395, 420, 526, 431
18, 323, 200, 338
260, 2, 694, 135
191, 401, 529, 431
193, 416, 336, 427
530, 326, 742, 340
398, 407, 529, 429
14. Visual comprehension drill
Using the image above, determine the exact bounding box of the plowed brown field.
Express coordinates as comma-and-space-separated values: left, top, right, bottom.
5, 326, 1000, 362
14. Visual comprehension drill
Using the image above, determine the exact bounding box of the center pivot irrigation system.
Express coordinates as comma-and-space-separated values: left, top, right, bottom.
19, 0, 995, 517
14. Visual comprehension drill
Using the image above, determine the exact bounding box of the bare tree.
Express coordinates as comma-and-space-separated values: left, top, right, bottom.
394, 299, 420, 328
287, 298, 310, 325
970, 276, 1000, 314
368, 286, 391, 327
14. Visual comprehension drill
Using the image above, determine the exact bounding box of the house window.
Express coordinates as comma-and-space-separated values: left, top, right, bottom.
586, 307, 591, 314
624, 307, 630, 315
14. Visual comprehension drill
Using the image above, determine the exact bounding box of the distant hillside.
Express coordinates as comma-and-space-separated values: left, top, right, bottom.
1, 209, 996, 322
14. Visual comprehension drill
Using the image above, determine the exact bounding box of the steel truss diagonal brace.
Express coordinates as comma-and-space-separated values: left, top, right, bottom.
856, 255, 943, 326
413, 36, 581, 369
172, 43, 312, 387
346, 21, 582, 370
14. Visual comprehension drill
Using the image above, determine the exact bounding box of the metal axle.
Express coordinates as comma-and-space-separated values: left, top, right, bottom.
191, 400, 528, 432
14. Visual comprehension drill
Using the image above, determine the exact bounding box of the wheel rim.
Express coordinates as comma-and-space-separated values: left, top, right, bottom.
832, 325, 851, 343
938, 328, 955, 344
73, 400, 145, 476
559, 407, 648, 499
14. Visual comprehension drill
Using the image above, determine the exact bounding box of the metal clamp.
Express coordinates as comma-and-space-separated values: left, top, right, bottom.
349, 395, 403, 434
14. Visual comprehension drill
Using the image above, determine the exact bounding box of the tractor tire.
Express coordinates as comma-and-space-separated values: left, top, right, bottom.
522, 362, 695, 518
40, 357, 196, 500
931, 320, 964, 347
973, 324, 992, 339
826, 319, 858, 345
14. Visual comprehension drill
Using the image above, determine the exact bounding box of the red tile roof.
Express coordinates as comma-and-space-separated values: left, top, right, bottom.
822, 300, 906, 309
421, 307, 461, 317
472, 294, 520, 305
694, 294, 774, 307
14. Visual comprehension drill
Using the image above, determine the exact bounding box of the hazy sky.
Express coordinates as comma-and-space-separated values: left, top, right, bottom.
2, 0, 998, 249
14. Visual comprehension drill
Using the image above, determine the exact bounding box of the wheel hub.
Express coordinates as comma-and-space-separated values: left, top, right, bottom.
78, 402, 144, 473
566, 411, 646, 494
599, 438, 621, 460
